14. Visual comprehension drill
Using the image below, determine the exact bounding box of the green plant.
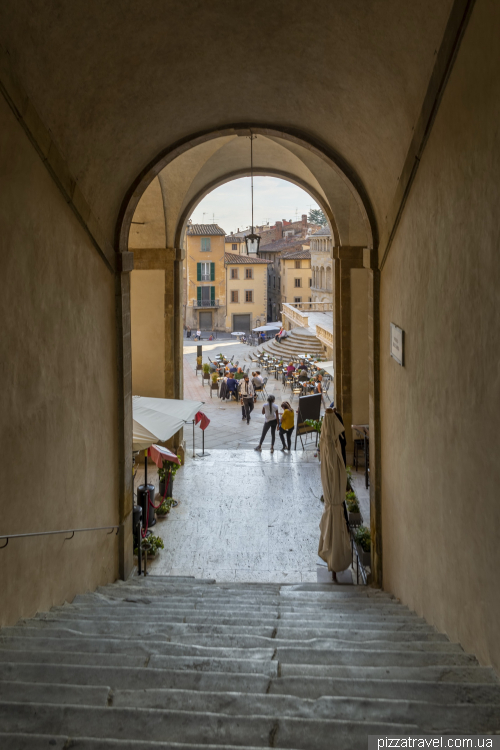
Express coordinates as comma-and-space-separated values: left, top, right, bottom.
211, 373, 218, 383
157, 497, 173, 515
354, 525, 371, 553
196, 356, 202, 366
202, 363, 210, 374
304, 417, 323, 434
345, 493, 360, 513
158, 456, 181, 483
134, 534, 165, 556
346, 465, 353, 491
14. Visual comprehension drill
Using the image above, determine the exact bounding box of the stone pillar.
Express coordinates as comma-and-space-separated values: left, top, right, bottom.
366, 249, 382, 586
333, 254, 342, 410
115, 251, 134, 581
334, 247, 365, 456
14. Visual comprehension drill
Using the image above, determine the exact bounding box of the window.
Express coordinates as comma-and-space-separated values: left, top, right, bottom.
245, 268, 253, 280
232, 243, 237, 251
294, 278, 302, 288
231, 290, 239, 303
201, 237, 211, 252
230, 268, 238, 279
245, 290, 253, 303
309, 297, 312, 302
309, 278, 312, 287
197, 286, 216, 306
278, 278, 280, 289
294, 297, 302, 303
295, 260, 301, 269
273, 277, 275, 289
197, 262, 215, 281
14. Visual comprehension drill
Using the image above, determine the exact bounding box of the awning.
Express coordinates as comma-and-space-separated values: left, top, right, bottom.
132, 396, 204, 451
252, 323, 282, 332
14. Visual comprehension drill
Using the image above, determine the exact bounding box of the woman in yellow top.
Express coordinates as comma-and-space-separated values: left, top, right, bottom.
279, 401, 295, 452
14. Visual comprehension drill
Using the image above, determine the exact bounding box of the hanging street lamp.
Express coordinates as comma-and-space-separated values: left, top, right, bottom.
244, 133, 261, 256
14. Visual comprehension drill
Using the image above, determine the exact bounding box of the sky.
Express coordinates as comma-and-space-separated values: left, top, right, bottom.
189, 176, 320, 235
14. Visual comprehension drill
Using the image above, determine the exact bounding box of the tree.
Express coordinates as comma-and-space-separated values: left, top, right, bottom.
308, 208, 327, 226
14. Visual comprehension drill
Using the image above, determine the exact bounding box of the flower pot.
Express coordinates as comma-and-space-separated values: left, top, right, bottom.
159, 475, 173, 499
356, 543, 371, 568
348, 511, 363, 526
203, 373, 210, 380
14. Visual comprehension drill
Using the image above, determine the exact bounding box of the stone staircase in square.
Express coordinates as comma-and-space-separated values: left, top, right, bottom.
0, 576, 499, 748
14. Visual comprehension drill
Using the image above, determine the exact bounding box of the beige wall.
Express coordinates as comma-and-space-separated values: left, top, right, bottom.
225, 263, 268, 331
130, 270, 166, 397
351, 269, 369, 426
0, 97, 120, 626
281, 258, 312, 303
379, 0, 500, 672
186, 234, 226, 330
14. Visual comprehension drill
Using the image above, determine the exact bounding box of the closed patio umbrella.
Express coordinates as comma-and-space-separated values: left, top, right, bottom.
318, 408, 352, 577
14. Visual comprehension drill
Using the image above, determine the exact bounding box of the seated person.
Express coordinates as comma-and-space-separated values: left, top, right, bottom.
286, 362, 295, 374
226, 376, 238, 399
209, 361, 218, 373
234, 367, 245, 380
298, 369, 309, 382
280, 329, 289, 340
229, 365, 237, 373
275, 327, 284, 342
252, 371, 264, 387
315, 374, 323, 393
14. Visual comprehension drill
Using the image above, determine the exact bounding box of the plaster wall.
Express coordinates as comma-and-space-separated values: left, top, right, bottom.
380, 0, 500, 672
225, 263, 268, 332
130, 270, 166, 398
281, 259, 312, 303
350, 269, 369, 426
0, 97, 119, 626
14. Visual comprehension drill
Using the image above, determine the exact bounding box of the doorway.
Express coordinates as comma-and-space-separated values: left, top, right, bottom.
199, 311, 212, 330
233, 313, 251, 332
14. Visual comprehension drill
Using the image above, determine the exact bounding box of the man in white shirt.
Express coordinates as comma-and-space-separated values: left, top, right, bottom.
239, 375, 255, 424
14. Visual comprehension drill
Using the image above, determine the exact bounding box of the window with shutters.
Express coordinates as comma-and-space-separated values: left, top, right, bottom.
230, 268, 238, 280
295, 259, 301, 269
201, 237, 211, 252
200, 262, 211, 281
245, 268, 253, 280
294, 278, 302, 288
245, 290, 253, 303
231, 290, 239, 303
232, 243, 237, 251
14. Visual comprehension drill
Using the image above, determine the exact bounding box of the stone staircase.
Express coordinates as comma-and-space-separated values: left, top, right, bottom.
257, 328, 325, 360
0, 576, 499, 748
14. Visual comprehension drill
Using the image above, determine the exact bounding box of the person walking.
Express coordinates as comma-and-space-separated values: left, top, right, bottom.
255, 394, 279, 453
240, 375, 255, 424
279, 401, 295, 451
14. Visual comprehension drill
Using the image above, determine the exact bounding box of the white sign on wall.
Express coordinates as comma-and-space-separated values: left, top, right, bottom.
390, 323, 404, 366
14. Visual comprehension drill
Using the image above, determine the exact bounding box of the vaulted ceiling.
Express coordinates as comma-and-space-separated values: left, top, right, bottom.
0, 0, 454, 249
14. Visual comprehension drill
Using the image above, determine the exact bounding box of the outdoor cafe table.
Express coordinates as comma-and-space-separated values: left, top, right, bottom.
352, 424, 370, 489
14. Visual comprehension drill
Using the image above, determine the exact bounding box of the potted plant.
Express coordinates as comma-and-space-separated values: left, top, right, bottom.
196, 355, 202, 371
202, 363, 210, 380
134, 533, 164, 559
156, 497, 173, 519
354, 525, 371, 568
211, 372, 219, 391
158, 455, 181, 499
346, 490, 362, 525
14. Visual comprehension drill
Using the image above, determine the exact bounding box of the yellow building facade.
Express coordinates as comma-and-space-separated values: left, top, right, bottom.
185, 224, 226, 331
225, 252, 270, 332
280, 248, 312, 306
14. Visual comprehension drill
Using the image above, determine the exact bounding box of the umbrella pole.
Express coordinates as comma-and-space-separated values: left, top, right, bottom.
197, 427, 210, 459
192, 420, 196, 459
144, 451, 148, 486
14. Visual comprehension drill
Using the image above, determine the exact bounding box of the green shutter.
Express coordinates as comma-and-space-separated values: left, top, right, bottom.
197, 287, 202, 304
197, 263, 201, 281
210, 286, 215, 304
210, 262, 215, 281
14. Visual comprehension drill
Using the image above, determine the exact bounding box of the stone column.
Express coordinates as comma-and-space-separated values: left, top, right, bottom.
334, 246, 365, 456
115, 251, 134, 581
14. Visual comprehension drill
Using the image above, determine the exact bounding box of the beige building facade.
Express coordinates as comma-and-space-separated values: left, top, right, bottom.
280, 248, 312, 306
185, 224, 226, 332
225, 252, 270, 332
310, 226, 333, 305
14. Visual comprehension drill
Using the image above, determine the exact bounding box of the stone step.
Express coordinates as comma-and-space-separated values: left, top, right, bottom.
1, 685, 499, 734
0, 737, 280, 750
3, 622, 445, 642
34, 612, 433, 631
0, 635, 464, 657
0, 702, 416, 749
0, 663, 271, 692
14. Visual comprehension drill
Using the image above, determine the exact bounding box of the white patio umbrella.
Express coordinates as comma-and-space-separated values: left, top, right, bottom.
252, 323, 281, 332
318, 409, 352, 576
132, 396, 204, 451
231, 331, 245, 336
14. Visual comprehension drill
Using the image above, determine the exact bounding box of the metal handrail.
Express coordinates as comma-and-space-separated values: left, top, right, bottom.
0, 525, 120, 550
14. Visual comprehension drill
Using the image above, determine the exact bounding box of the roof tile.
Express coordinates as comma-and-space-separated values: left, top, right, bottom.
187, 224, 226, 236
224, 252, 271, 265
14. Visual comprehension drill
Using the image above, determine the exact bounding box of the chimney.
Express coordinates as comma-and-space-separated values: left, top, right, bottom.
275, 221, 283, 240
302, 214, 307, 236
